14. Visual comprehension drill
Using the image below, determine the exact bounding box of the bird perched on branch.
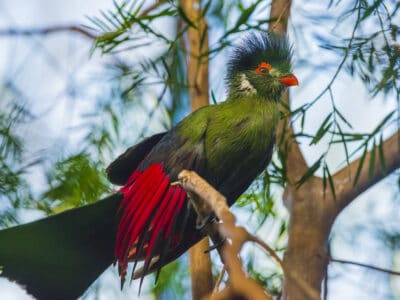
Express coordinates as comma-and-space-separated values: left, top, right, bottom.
0, 31, 298, 299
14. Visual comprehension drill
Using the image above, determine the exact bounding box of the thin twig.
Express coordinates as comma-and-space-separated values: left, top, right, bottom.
0, 25, 97, 39
270, 0, 291, 32
303, 0, 362, 111
330, 257, 400, 276
248, 234, 283, 267
213, 266, 226, 293
323, 266, 328, 300
0, 1, 166, 40
137, 85, 168, 138
247, 235, 323, 300
137, 1, 166, 18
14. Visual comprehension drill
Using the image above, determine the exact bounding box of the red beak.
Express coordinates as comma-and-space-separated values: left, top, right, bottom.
279, 74, 299, 86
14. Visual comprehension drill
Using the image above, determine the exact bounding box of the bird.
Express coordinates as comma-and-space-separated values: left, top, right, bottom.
0, 31, 298, 300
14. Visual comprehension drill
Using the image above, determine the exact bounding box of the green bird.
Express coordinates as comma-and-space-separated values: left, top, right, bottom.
0, 32, 298, 299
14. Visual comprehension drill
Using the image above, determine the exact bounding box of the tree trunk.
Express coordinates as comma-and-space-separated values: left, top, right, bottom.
282, 179, 334, 299
180, 0, 213, 299
269, 1, 333, 297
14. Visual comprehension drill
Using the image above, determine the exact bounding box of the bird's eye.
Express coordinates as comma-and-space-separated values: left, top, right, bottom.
255, 62, 271, 75
259, 67, 268, 73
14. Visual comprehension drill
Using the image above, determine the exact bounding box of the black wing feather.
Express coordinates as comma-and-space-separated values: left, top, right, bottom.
106, 132, 167, 185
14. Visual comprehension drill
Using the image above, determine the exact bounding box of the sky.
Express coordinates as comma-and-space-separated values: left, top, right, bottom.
0, 0, 399, 299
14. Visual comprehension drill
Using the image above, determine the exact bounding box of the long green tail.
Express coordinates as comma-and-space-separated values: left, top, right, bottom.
0, 193, 122, 300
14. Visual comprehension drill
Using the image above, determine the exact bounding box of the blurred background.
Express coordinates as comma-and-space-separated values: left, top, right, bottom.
0, 0, 399, 299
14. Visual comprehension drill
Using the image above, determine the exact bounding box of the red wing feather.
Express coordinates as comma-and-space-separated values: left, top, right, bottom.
115, 163, 187, 285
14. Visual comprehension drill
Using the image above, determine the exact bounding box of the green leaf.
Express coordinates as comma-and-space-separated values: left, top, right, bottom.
42, 152, 110, 212
337, 124, 350, 166
100, 10, 122, 29
211, 90, 218, 104
360, 0, 383, 21
368, 139, 376, 179
130, 0, 146, 17
371, 111, 395, 136
199, 25, 208, 51
335, 108, 353, 128
201, 0, 212, 18
278, 221, 287, 238
177, 6, 197, 29
310, 113, 332, 145
378, 134, 387, 174
325, 165, 336, 199
221, 0, 262, 38
300, 110, 306, 132
296, 156, 323, 188
140, 8, 177, 21
354, 144, 368, 186
232, 2, 259, 30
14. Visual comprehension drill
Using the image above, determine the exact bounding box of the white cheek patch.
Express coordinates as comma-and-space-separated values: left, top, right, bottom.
239, 74, 257, 95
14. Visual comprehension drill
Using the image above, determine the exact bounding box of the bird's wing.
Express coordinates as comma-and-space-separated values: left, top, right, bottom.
115, 109, 210, 287
106, 132, 167, 185
217, 138, 275, 204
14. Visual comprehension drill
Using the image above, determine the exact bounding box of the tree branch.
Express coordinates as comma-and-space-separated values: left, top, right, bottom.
330, 257, 400, 276
0, 25, 97, 39
181, 0, 209, 111
0, 1, 166, 41
333, 130, 400, 213
178, 170, 274, 300
177, 170, 321, 300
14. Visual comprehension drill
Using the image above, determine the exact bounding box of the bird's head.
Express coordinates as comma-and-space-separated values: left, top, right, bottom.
226, 32, 298, 101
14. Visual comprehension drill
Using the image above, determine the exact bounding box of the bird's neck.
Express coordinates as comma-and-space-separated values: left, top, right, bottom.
227, 78, 283, 103
223, 94, 280, 130
226, 89, 280, 108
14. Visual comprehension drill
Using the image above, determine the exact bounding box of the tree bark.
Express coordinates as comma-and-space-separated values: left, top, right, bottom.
188, 239, 213, 300
333, 130, 400, 214
180, 1, 213, 299
282, 178, 334, 300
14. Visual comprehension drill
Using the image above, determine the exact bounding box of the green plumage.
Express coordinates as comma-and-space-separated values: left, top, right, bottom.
175, 95, 279, 203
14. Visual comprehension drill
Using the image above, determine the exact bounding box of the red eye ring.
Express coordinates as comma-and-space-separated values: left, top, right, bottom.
255, 62, 271, 75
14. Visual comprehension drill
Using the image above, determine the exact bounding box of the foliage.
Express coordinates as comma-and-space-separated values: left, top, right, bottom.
41, 152, 110, 213
0, 89, 35, 227
151, 260, 190, 299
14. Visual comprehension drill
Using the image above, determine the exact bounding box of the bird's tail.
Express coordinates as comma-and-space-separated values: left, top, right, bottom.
0, 193, 122, 300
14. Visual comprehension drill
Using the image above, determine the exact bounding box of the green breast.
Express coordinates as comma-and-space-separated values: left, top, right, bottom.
205, 97, 279, 180
176, 96, 279, 188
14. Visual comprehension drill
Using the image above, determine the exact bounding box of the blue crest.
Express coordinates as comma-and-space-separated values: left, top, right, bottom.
227, 31, 292, 79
